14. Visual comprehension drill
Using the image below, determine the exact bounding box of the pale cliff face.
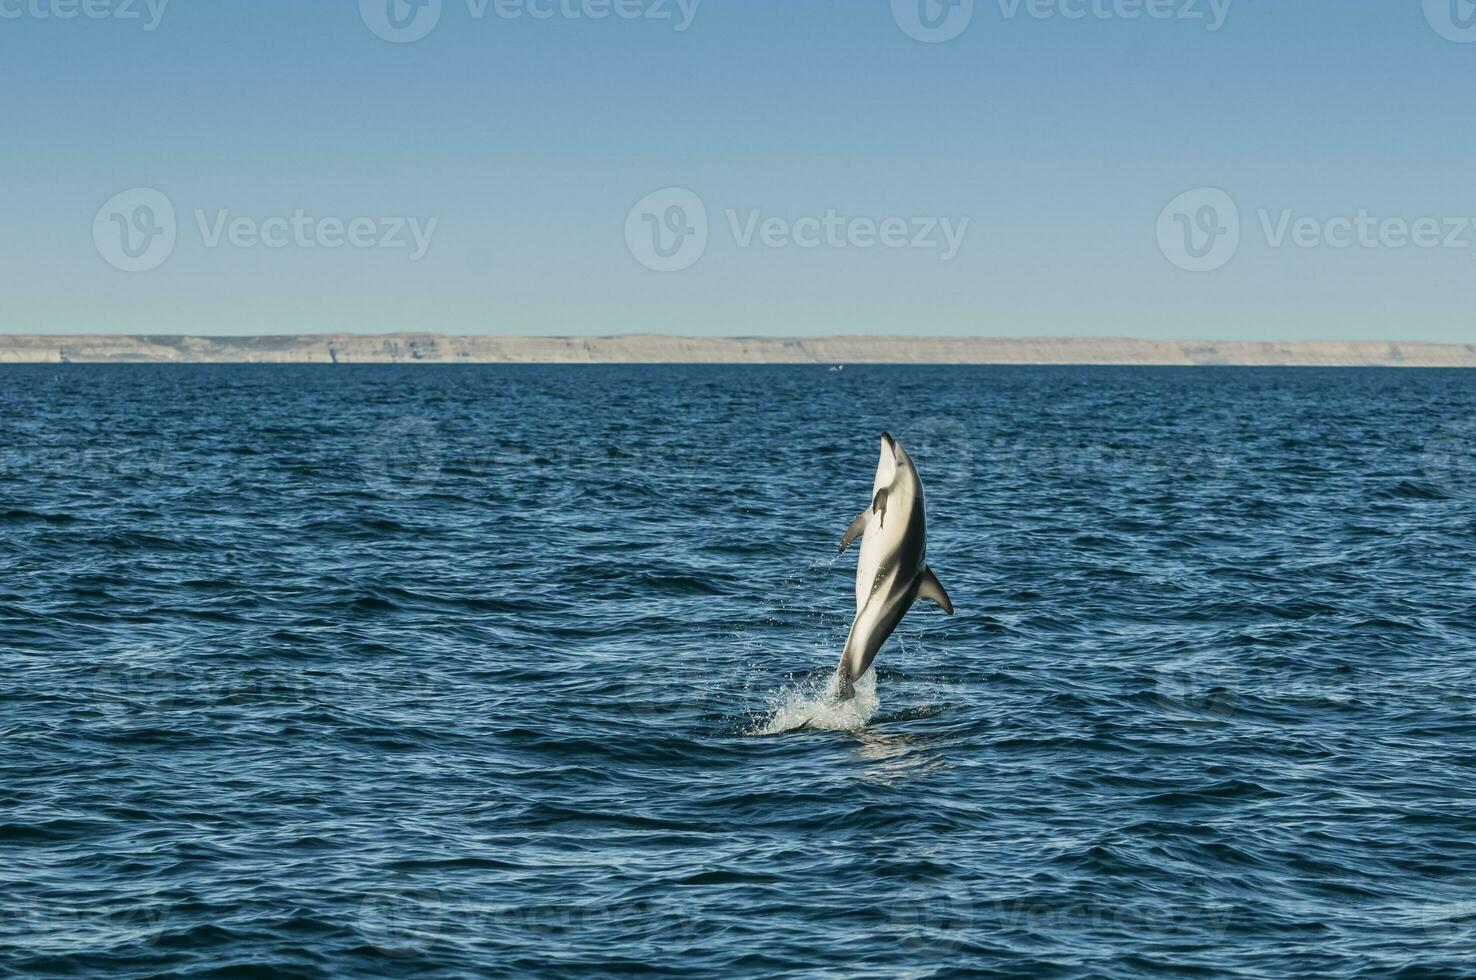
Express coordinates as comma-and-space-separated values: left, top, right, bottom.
0, 334, 1473, 366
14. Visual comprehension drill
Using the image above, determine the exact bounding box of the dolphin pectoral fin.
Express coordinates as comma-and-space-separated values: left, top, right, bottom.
837, 488, 888, 553
916, 567, 954, 615
839, 508, 870, 554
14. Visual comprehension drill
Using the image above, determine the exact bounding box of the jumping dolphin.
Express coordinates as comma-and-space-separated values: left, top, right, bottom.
834, 432, 953, 700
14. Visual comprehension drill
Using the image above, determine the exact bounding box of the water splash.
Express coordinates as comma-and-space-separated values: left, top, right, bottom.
751, 669, 879, 735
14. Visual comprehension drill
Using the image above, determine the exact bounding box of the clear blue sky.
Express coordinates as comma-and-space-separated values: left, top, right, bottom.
2, 0, 1473, 340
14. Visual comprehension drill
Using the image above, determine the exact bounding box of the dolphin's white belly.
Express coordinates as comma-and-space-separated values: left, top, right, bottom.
855, 525, 881, 611
854, 488, 908, 611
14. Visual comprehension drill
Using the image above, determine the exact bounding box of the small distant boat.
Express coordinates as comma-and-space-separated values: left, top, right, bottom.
829, 364, 844, 373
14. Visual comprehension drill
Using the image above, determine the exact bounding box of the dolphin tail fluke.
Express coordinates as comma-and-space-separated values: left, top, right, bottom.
833, 668, 856, 702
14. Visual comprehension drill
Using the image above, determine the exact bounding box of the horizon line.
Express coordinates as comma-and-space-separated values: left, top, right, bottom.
1, 333, 1473, 368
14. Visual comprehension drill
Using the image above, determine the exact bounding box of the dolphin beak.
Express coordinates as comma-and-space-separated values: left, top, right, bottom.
881, 432, 898, 460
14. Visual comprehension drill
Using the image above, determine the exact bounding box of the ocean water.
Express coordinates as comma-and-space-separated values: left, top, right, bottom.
2, 364, 1475, 979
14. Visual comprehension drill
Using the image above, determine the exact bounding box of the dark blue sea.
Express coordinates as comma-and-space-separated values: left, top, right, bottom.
3, 364, 1475, 978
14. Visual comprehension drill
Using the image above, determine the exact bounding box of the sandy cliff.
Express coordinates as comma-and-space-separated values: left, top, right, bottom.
0, 334, 1473, 366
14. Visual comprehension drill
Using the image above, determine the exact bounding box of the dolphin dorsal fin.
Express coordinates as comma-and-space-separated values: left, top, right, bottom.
916, 567, 954, 615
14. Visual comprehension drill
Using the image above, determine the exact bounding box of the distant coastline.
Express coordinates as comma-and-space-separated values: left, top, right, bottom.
2, 334, 1474, 367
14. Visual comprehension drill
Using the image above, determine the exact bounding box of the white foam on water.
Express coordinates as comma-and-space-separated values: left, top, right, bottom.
750, 669, 879, 735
